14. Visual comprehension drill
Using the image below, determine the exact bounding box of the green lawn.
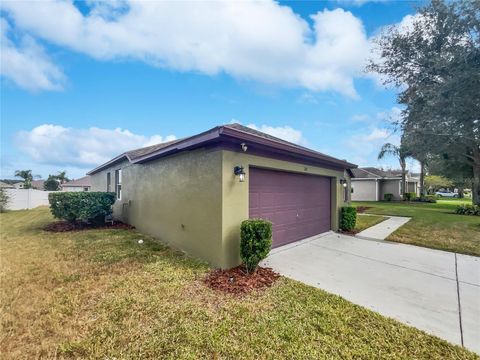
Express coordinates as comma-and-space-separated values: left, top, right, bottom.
352, 200, 480, 256
355, 214, 386, 232
0, 208, 477, 359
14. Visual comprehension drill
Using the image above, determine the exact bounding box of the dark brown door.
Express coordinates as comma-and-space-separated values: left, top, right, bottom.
249, 167, 331, 248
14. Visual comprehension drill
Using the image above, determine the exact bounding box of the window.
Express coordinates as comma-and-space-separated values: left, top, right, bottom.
107, 172, 111, 192
344, 184, 349, 202
115, 169, 122, 200
83, 187, 89, 192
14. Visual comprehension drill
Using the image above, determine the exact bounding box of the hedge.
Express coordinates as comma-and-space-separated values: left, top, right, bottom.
384, 193, 394, 201
455, 204, 480, 216
340, 206, 357, 231
404, 192, 417, 201
49, 192, 116, 224
240, 219, 272, 273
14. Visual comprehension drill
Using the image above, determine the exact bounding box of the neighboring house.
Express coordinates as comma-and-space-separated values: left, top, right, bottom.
351, 167, 419, 201
88, 123, 356, 268
0, 181, 15, 189
31, 180, 45, 190
61, 176, 92, 192
13, 181, 25, 189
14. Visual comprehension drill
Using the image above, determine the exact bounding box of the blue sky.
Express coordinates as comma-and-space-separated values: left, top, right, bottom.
1, 0, 422, 179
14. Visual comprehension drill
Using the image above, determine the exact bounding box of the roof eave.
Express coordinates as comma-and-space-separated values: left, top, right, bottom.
219, 126, 357, 169
86, 153, 131, 175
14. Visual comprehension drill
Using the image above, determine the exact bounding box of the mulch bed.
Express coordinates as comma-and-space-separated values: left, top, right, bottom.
356, 206, 372, 214
44, 220, 135, 232
204, 265, 280, 295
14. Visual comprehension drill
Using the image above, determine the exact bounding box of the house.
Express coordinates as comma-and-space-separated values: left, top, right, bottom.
0, 181, 15, 189
12, 181, 25, 189
88, 123, 356, 268
61, 176, 92, 192
351, 167, 419, 201
31, 180, 45, 190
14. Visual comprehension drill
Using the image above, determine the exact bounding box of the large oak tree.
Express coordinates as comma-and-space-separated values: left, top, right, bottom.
368, 0, 480, 204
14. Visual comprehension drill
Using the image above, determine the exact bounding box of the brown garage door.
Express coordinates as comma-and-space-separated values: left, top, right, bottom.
249, 167, 331, 248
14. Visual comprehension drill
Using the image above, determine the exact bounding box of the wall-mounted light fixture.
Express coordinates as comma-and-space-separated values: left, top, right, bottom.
240, 143, 248, 152
234, 166, 246, 182
339, 178, 348, 188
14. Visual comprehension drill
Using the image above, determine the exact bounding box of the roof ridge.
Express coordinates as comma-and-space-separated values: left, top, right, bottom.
223, 123, 347, 164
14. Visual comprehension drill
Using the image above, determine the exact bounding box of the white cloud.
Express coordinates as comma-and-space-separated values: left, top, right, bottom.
15, 124, 176, 168
1, 1, 372, 97
0, 18, 65, 91
336, 0, 390, 6
246, 124, 305, 144
376, 106, 403, 124
350, 114, 370, 122
343, 126, 399, 166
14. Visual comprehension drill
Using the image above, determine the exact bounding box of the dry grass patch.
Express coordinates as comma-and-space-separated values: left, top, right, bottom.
1, 208, 478, 359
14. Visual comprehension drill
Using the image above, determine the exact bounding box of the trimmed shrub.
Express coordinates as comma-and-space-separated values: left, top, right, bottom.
404, 192, 417, 201
240, 219, 272, 273
0, 188, 9, 212
340, 206, 357, 231
415, 195, 437, 203
49, 192, 116, 224
384, 193, 394, 201
455, 204, 480, 216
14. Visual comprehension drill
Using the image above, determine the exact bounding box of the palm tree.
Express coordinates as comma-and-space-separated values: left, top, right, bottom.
55, 171, 70, 184
14, 170, 39, 189
378, 143, 411, 199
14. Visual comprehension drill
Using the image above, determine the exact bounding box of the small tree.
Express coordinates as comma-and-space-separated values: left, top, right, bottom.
14, 170, 40, 189
44, 175, 61, 191
425, 175, 453, 193
55, 171, 70, 184
240, 219, 272, 273
378, 142, 411, 199
0, 188, 9, 212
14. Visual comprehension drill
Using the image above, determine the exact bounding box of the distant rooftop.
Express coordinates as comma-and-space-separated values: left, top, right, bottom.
62, 176, 91, 187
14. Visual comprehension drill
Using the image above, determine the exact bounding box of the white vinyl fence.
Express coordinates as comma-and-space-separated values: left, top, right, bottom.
4, 189, 57, 210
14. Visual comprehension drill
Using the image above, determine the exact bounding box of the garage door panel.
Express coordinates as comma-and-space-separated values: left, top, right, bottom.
249, 167, 331, 248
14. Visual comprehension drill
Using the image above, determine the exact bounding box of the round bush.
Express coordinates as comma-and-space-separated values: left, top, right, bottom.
240, 219, 272, 273
340, 206, 357, 231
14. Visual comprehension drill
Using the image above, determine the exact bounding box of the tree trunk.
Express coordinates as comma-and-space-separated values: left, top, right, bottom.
473, 148, 480, 205
400, 157, 407, 200
419, 161, 425, 197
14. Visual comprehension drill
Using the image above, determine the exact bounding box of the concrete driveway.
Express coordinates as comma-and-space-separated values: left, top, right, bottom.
262, 232, 480, 354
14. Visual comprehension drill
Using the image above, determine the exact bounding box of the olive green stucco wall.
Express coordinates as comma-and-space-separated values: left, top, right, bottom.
91, 148, 350, 269
221, 150, 349, 268
90, 149, 225, 267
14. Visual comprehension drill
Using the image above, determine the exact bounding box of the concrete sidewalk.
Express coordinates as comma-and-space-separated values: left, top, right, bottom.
356, 215, 410, 240
262, 232, 480, 354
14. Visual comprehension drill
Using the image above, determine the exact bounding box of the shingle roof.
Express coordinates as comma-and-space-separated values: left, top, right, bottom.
0, 181, 14, 188
88, 123, 357, 175
126, 138, 186, 160
31, 180, 45, 189
352, 167, 413, 179
62, 176, 91, 187
351, 167, 385, 178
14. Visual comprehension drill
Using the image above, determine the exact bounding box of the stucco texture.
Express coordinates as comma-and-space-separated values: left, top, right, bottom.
380, 179, 402, 200
91, 148, 349, 269
91, 150, 224, 267
351, 179, 378, 201
221, 150, 348, 268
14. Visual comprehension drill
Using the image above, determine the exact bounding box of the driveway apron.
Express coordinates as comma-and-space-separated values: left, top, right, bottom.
262, 233, 480, 354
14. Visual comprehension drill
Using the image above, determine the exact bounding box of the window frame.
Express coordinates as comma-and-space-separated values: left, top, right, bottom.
107, 172, 111, 192
115, 169, 122, 200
